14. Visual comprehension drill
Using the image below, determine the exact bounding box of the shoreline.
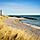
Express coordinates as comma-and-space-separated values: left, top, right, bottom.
9, 17, 40, 30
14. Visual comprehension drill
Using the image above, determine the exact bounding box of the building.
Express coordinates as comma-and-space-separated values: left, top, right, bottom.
0, 10, 2, 16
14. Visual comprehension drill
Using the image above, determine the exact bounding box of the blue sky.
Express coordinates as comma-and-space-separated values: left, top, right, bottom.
0, 0, 40, 15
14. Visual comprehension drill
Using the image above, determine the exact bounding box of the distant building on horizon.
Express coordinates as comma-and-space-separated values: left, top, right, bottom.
0, 10, 2, 16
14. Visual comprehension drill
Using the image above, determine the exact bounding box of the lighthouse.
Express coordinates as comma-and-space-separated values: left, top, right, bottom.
0, 10, 2, 16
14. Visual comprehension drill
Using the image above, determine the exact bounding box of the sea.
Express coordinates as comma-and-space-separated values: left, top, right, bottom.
8, 15, 40, 27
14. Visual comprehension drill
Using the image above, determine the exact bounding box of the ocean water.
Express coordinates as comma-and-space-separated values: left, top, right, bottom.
9, 15, 40, 27
21, 19, 40, 26
21, 16, 40, 27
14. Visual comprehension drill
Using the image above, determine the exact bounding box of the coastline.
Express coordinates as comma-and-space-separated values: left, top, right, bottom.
0, 16, 40, 40
9, 17, 40, 29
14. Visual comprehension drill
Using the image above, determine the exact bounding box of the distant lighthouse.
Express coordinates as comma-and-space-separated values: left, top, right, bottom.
0, 10, 2, 16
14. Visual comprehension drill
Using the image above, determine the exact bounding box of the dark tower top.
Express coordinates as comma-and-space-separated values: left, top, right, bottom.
0, 10, 2, 16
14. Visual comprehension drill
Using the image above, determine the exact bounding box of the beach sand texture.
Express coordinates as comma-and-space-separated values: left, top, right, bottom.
0, 16, 40, 40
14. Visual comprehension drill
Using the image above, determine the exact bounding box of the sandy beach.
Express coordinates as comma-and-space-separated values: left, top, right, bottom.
0, 16, 40, 40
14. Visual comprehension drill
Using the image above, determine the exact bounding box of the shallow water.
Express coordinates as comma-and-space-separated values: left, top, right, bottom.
21, 17, 40, 27
9, 15, 40, 26
18, 15, 40, 27
21, 19, 40, 26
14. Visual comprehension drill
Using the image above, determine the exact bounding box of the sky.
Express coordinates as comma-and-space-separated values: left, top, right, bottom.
0, 0, 40, 15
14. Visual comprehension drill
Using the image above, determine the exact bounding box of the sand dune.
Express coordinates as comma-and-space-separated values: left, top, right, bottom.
0, 16, 40, 40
